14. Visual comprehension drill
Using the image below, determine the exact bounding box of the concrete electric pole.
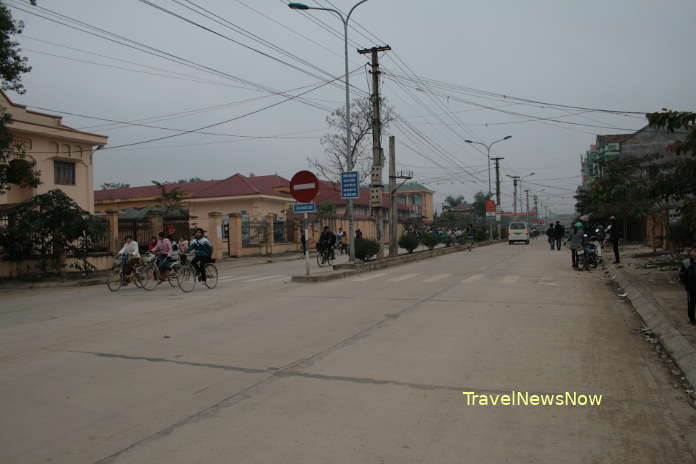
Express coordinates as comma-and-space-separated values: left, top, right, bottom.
388, 135, 412, 257
491, 157, 504, 238
358, 45, 390, 258
525, 189, 530, 226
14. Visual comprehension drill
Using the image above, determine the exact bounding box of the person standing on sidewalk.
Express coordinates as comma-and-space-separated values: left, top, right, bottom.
568, 221, 584, 270
553, 221, 565, 251
546, 224, 556, 250
679, 246, 696, 325
607, 216, 623, 264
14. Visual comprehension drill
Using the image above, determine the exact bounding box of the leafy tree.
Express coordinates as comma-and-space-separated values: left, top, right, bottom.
0, 0, 40, 194
317, 202, 336, 218
100, 182, 130, 190
646, 110, 696, 234
152, 180, 185, 216
173, 177, 203, 184
0, 189, 105, 273
472, 191, 492, 217
443, 195, 465, 209
310, 96, 396, 184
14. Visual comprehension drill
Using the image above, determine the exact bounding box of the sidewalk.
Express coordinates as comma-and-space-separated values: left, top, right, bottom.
608, 243, 696, 388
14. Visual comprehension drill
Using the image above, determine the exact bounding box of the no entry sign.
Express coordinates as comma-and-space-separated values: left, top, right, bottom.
290, 170, 319, 203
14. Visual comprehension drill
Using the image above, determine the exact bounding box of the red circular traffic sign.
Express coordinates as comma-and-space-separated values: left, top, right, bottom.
289, 170, 319, 203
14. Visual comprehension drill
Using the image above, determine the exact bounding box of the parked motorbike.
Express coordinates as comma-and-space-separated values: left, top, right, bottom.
577, 233, 601, 270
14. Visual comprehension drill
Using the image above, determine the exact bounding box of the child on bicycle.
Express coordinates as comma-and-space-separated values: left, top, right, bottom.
185, 228, 213, 283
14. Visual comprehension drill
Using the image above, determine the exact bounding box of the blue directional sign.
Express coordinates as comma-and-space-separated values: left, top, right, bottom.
292, 202, 316, 213
341, 171, 359, 199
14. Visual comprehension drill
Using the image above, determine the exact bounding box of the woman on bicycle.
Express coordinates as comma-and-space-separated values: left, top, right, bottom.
152, 232, 173, 281
117, 236, 140, 276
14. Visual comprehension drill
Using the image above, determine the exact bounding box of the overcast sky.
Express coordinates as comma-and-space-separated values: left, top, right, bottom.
8, 0, 696, 214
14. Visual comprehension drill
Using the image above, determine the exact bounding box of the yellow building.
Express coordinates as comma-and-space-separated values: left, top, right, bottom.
394, 183, 435, 221
0, 91, 108, 212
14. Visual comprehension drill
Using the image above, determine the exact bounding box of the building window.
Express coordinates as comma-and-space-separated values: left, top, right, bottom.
54, 160, 75, 185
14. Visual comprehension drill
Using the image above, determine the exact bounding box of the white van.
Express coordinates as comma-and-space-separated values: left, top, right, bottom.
508, 222, 530, 245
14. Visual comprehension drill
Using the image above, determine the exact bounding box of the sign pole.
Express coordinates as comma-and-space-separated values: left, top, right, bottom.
304, 212, 310, 276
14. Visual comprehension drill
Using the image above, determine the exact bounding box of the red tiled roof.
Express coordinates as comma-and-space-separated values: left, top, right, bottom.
313, 180, 410, 210
596, 134, 632, 144
95, 174, 291, 202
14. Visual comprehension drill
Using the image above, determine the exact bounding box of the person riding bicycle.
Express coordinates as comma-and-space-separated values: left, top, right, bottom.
152, 231, 173, 281
117, 236, 140, 277
185, 228, 213, 282
317, 226, 336, 261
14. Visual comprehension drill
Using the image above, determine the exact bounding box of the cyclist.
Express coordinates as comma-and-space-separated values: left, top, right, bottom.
185, 228, 213, 282
318, 226, 336, 261
117, 235, 140, 278
152, 231, 173, 282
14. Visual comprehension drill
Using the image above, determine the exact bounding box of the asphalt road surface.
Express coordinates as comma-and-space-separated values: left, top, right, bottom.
2, 241, 695, 463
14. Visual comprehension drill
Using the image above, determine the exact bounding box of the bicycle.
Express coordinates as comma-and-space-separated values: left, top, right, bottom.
106, 256, 144, 292
316, 245, 334, 267
176, 254, 218, 292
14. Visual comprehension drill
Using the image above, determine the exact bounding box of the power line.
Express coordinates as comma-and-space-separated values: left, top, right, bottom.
7, 0, 334, 112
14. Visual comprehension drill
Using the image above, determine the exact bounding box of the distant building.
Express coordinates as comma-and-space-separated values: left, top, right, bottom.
95, 174, 292, 238
0, 90, 108, 213
392, 183, 434, 220
580, 134, 632, 187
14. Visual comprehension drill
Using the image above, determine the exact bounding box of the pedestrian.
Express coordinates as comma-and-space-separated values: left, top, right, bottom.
679, 246, 696, 325
553, 221, 565, 251
300, 230, 306, 254
546, 224, 556, 250
355, 228, 363, 241
607, 216, 623, 264
568, 221, 584, 270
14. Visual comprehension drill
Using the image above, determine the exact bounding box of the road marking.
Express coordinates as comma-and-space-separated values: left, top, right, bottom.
538, 276, 559, 286
387, 273, 420, 282
462, 274, 484, 283
218, 274, 261, 282
500, 275, 519, 284
351, 272, 388, 282
243, 274, 287, 282
423, 273, 451, 283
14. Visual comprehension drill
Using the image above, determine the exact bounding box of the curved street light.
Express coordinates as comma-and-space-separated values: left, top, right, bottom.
465, 135, 512, 196
288, 0, 369, 262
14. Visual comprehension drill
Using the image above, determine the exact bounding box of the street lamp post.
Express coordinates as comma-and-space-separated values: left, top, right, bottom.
465, 135, 512, 197
289, 1, 368, 262
465, 136, 511, 240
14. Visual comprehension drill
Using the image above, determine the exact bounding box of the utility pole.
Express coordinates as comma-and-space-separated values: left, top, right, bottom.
507, 175, 520, 215
491, 157, 504, 239
533, 195, 539, 226
525, 189, 530, 226
389, 136, 397, 257
388, 136, 413, 257
358, 45, 390, 258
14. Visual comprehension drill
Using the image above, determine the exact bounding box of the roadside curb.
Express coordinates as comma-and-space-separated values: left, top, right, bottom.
0, 277, 104, 291
291, 240, 502, 283
609, 263, 696, 387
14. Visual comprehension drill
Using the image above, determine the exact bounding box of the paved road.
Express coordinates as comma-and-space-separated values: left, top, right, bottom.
1, 241, 695, 463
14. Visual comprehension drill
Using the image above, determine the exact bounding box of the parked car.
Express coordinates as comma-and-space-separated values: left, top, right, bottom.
508, 222, 530, 245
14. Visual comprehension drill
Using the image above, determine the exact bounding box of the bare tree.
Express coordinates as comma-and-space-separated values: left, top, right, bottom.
309, 97, 396, 184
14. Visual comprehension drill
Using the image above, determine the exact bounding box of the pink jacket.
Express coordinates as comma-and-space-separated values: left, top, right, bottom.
153, 238, 172, 257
